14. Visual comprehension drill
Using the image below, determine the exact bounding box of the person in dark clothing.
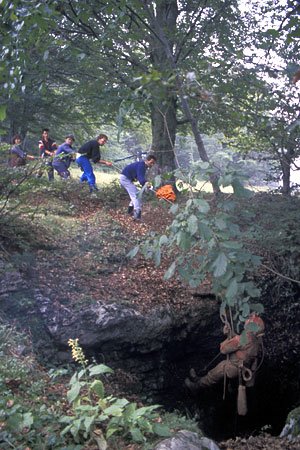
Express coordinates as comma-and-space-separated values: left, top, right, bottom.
38, 128, 57, 180
75, 134, 112, 193
8, 134, 35, 167
120, 154, 157, 220
52, 134, 75, 179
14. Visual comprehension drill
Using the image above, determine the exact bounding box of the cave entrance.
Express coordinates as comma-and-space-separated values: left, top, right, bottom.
147, 352, 299, 441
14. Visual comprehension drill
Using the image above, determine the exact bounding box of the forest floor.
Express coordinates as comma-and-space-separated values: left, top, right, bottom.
2, 176, 300, 449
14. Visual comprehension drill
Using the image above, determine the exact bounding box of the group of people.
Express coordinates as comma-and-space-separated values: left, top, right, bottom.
8, 128, 158, 221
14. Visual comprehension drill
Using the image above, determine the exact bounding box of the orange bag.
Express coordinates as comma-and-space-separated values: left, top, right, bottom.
155, 184, 176, 202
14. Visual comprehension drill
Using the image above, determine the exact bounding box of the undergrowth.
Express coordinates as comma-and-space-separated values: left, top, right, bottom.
0, 325, 200, 449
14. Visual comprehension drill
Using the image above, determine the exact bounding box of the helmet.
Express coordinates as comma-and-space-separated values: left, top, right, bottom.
245, 314, 265, 334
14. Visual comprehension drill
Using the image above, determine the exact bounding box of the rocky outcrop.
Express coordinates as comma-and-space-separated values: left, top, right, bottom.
154, 431, 221, 450
34, 291, 218, 348
280, 406, 300, 440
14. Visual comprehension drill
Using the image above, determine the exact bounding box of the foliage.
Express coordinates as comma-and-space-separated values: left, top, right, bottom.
0, 323, 65, 449
1, 324, 198, 449
61, 339, 172, 448
131, 161, 264, 331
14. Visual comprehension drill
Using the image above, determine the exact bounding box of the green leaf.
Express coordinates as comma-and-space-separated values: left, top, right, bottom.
90, 379, 105, 398
176, 231, 191, 250
67, 381, 82, 403
170, 203, 179, 214
212, 252, 228, 277
249, 303, 264, 314
127, 245, 139, 258
130, 427, 145, 443
222, 240, 242, 249
106, 425, 120, 439
164, 261, 176, 280
153, 422, 172, 437
241, 302, 250, 318
215, 218, 227, 230
159, 234, 169, 245
89, 364, 114, 376
187, 214, 198, 235
104, 399, 129, 416
83, 415, 95, 435
199, 222, 212, 240
21, 412, 34, 430
226, 278, 238, 299
193, 198, 210, 213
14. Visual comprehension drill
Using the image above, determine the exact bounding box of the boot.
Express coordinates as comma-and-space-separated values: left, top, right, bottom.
133, 210, 141, 221
127, 205, 134, 215
189, 368, 199, 381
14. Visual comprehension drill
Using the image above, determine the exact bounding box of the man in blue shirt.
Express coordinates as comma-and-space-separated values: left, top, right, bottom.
120, 154, 157, 221
53, 134, 75, 179
76, 134, 112, 193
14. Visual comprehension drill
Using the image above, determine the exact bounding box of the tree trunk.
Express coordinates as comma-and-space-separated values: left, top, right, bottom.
147, 0, 179, 172
150, 96, 177, 171
280, 153, 291, 195
146, 0, 220, 193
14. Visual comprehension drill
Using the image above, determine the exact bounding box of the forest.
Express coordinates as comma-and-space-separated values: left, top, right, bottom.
0, 1, 300, 449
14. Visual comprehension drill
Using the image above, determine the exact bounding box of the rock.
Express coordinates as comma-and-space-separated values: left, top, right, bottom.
153, 430, 220, 450
34, 292, 218, 353
280, 406, 300, 440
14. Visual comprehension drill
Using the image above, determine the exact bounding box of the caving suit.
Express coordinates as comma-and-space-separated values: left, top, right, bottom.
197, 332, 261, 388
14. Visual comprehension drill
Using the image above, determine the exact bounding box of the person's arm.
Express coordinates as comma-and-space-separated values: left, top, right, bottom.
136, 162, 147, 185
98, 159, 112, 166
220, 335, 241, 354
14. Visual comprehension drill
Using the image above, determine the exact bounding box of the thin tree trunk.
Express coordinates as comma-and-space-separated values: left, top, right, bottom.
281, 154, 291, 195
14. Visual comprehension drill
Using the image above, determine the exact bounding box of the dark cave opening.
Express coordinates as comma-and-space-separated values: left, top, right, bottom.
149, 353, 300, 442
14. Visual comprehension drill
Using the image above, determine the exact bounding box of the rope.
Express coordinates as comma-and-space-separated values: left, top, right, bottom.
223, 357, 228, 400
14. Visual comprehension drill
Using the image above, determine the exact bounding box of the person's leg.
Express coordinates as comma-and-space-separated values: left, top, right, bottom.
52, 161, 70, 179
47, 161, 54, 181
78, 156, 96, 189
185, 360, 238, 394
120, 175, 142, 217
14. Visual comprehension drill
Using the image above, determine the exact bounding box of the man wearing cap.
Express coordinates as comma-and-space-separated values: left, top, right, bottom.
52, 134, 75, 179
75, 134, 112, 193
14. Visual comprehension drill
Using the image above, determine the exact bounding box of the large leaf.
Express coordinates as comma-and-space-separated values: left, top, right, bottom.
187, 214, 198, 235
90, 379, 105, 398
225, 278, 238, 299
153, 422, 172, 437
67, 381, 82, 403
130, 427, 145, 443
212, 252, 228, 277
89, 364, 114, 376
